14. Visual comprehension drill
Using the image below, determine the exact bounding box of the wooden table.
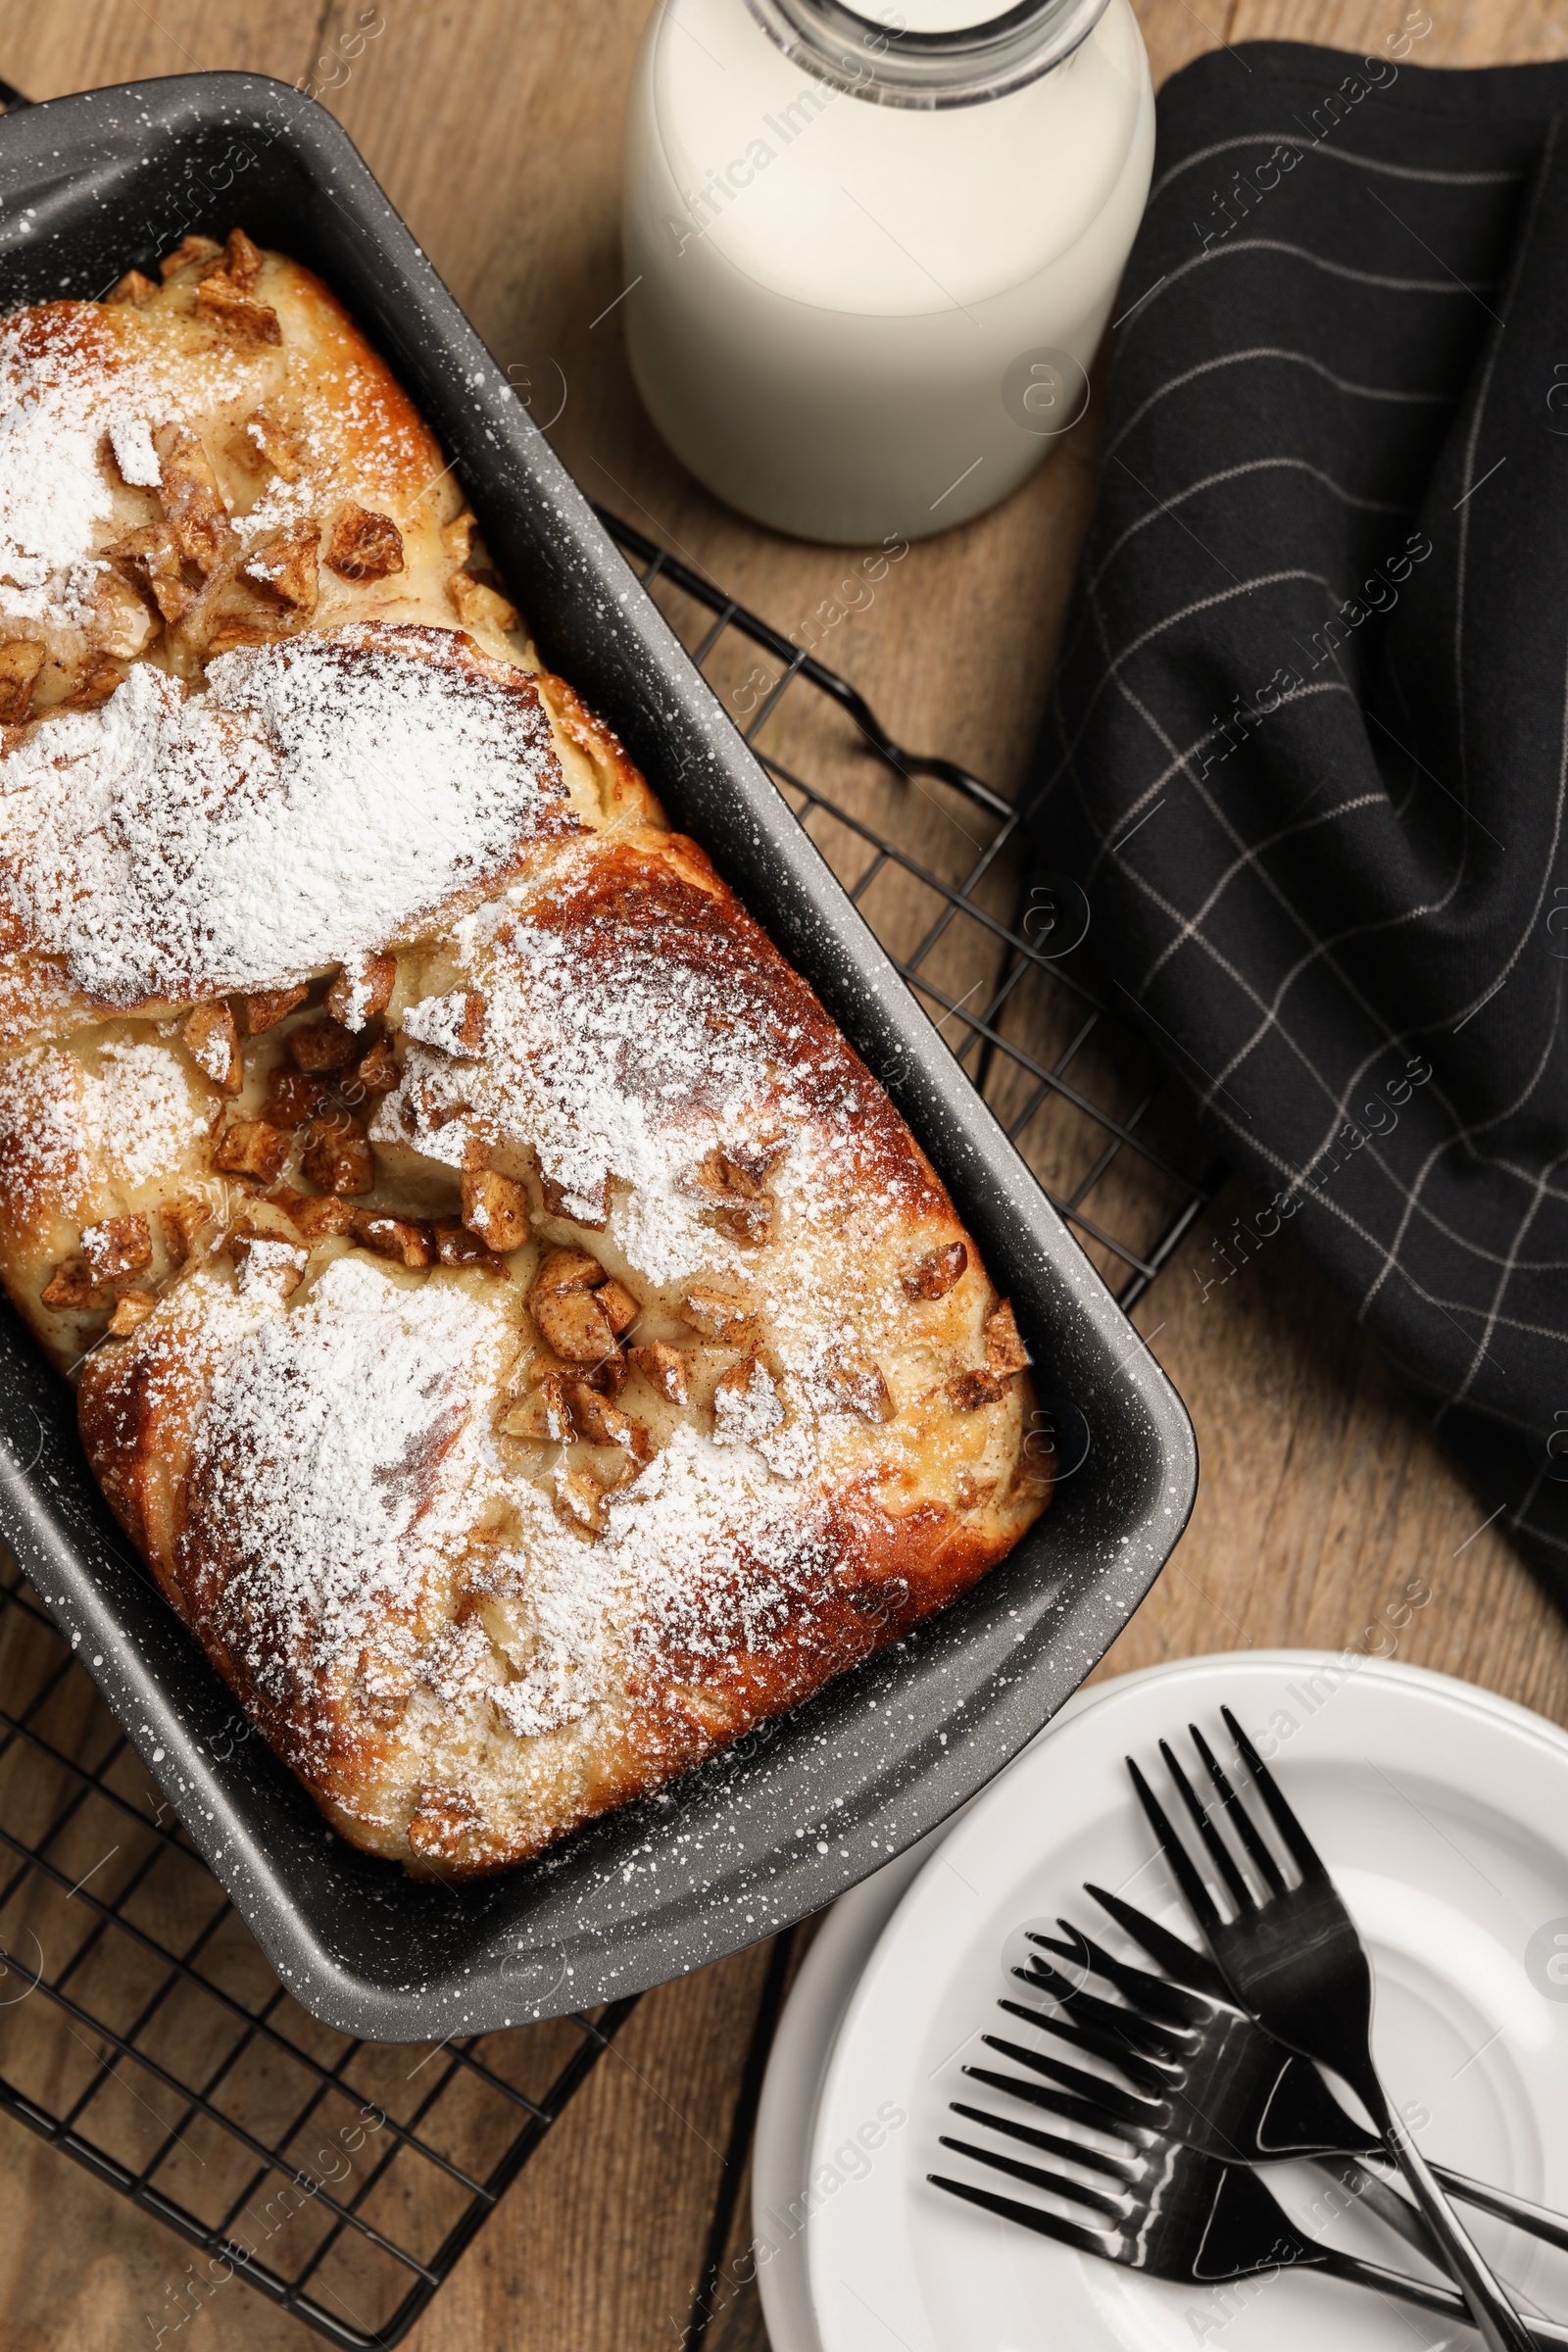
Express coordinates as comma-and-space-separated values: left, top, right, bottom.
0, 2, 1565, 2345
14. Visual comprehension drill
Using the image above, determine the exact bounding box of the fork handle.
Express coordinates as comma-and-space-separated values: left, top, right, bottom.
1329, 2154, 1568, 2263
1368, 2084, 1542, 2352
1313, 2246, 1568, 2349
1434, 2163, 1568, 2257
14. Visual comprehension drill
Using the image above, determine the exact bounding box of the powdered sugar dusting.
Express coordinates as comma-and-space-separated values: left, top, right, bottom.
0, 626, 572, 1006
0, 305, 252, 620
81, 1040, 210, 1186
190, 1257, 512, 1697
0, 1046, 92, 1214
479, 1424, 839, 1736
0, 1034, 205, 1207
107, 416, 160, 489
377, 865, 832, 1287
712, 1356, 783, 1447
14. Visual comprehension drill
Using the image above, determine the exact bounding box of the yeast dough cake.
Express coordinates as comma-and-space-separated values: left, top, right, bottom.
0, 230, 1051, 1873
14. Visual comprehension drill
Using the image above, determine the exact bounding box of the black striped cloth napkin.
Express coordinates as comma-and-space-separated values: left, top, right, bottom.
1027, 39, 1568, 1592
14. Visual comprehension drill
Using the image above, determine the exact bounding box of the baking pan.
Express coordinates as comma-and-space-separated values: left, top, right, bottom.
0, 73, 1197, 2039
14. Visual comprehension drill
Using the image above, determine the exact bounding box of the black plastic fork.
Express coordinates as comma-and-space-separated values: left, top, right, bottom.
929, 2097, 1568, 2346
1054, 1886, 1568, 2253
1130, 1707, 1538, 2352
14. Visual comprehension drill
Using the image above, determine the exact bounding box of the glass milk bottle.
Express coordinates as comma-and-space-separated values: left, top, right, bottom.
622, 0, 1153, 545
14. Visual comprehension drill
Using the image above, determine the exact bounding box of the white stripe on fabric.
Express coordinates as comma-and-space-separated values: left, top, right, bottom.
1149, 133, 1522, 206
1087, 457, 1407, 597
1106, 349, 1451, 465
1117, 240, 1495, 347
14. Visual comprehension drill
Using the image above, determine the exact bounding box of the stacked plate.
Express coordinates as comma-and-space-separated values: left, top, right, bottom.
755, 1652, 1568, 2352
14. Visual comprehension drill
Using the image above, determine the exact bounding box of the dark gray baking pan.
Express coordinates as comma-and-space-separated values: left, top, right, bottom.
0, 74, 1197, 2039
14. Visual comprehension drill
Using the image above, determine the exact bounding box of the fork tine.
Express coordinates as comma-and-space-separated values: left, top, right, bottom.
962, 2064, 1155, 2141
998, 1998, 1172, 2094
1084, 1886, 1232, 2003
937, 2134, 1126, 2221
1221, 1706, 1328, 1880
949, 2099, 1131, 2181
1030, 1924, 1207, 2030
1191, 1723, 1287, 1895
928, 2174, 1110, 2256
1010, 1959, 1184, 2059
979, 2036, 1160, 2125
1127, 1758, 1224, 1933
1160, 1738, 1255, 1914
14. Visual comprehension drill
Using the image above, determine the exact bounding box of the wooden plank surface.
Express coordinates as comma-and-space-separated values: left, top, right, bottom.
0, 2, 1565, 2347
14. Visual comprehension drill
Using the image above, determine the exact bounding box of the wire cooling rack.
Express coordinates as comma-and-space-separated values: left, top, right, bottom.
600, 510, 1220, 1307
0, 1561, 638, 2348
0, 517, 1218, 2349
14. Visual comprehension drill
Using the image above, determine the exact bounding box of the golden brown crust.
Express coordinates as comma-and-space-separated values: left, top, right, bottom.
0, 234, 1050, 1876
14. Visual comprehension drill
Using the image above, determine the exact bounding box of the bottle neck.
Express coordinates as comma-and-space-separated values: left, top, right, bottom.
741, 0, 1110, 108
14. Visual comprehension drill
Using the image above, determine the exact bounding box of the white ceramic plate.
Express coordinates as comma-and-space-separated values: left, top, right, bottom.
753, 1835, 939, 2352
753, 1692, 1102, 2352
795, 1651, 1568, 2352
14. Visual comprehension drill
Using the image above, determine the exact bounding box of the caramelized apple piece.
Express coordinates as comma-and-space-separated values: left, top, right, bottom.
726, 1135, 790, 1185
822, 1349, 894, 1423
597, 1279, 639, 1337
225, 1225, 308, 1298
531, 1290, 617, 1364
945, 1369, 1003, 1412
213, 1118, 288, 1183
712, 1355, 784, 1445
195, 274, 281, 344
105, 269, 159, 306
326, 954, 396, 1029
442, 512, 476, 567
240, 983, 309, 1036
160, 234, 222, 277
181, 1000, 241, 1093
326, 502, 404, 581
153, 427, 231, 574
243, 410, 302, 481
81, 1215, 153, 1281
108, 522, 194, 625
404, 987, 486, 1057
529, 1249, 605, 1299
579, 1351, 629, 1399
353, 1212, 434, 1269
679, 1283, 756, 1344
0, 639, 44, 723
690, 1146, 774, 1245
553, 1469, 607, 1538
289, 1016, 358, 1074
267, 1069, 331, 1129
431, 1217, 491, 1267
502, 1375, 571, 1444
59, 658, 123, 710
243, 524, 318, 612
347, 1035, 400, 1096
270, 1187, 358, 1242
461, 1169, 529, 1253
904, 1241, 967, 1300
300, 1117, 373, 1197
985, 1300, 1029, 1377
162, 1195, 215, 1264
223, 226, 265, 291
107, 1291, 157, 1336
568, 1385, 652, 1465
539, 1171, 608, 1228
630, 1342, 690, 1404
41, 1256, 113, 1312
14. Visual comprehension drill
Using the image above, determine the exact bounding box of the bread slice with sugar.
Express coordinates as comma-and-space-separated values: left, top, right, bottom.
0, 231, 1051, 1873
